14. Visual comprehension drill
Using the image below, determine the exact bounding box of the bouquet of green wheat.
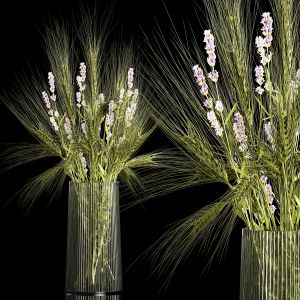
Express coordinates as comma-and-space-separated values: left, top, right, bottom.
144, 0, 300, 278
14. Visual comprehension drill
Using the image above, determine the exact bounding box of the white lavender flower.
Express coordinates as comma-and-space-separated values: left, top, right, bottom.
106, 100, 114, 127
106, 131, 112, 142
255, 65, 265, 94
233, 112, 248, 152
64, 117, 73, 142
79, 151, 88, 175
203, 98, 213, 109
126, 102, 137, 127
118, 135, 125, 144
81, 122, 87, 136
76, 62, 87, 92
264, 121, 273, 144
215, 100, 224, 112
99, 93, 105, 102
128, 68, 134, 90
76, 92, 82, 107
256, 86, 264, 95
207, 110, 223, 136
208, 70, 219, 82
255, 66, 265, 85
50, 116, 59, 131
265, 80, 273, 92
48, 109, 54, 116
270, 204, 276, 213
42, 91, 51, 109
54, 110, 59, 118
119, 88, 125, 102
296, 69, 300, 82
48, 72, 55, 94
133, 88, 139, 101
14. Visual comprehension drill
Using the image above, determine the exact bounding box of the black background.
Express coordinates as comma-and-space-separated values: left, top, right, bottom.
0, 0, 269, 299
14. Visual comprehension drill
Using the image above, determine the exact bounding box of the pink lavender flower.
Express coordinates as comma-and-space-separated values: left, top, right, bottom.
42, 91, 51, 109
203, 30, 217, 67
200, 83, 209, 96
261, 12, 273, 48
260, 174, 275, 213
193, 65, 205, 86
203, 30, 215, 54
106, 100, 114, 127
79, 151, 88, 175
233, 112, 248, 152
208, 70, 219, 82
64, 117, 73, 142
76, 62, 87, 92
207, 110, 223, 136
128, 68, 134, 90
193, 65, 209, 96
255, 13, 273, 66
203, 98, 213, 109
264, 121, 273, 144
215, 100, 224, 112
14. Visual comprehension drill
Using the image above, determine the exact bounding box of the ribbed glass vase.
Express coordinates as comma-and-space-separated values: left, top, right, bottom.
240, 228, 300, 300
65, 182, 122, 299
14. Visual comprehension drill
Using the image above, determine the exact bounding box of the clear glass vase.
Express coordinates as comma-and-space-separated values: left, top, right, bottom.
65, 182, 122, 299
240, 228, 300, 300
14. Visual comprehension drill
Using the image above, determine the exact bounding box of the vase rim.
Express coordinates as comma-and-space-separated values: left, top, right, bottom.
242, 227, 300, 233
68, 181, 119, 185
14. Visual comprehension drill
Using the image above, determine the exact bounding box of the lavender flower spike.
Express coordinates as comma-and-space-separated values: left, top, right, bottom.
42, 91, 51, 109
233, 112, 248, 152
264, 121, 274, 144
128, 68, 134, 90
204, 30, 216, 67
64, 117, 73, 142
255, 65, 265, 95
261, 12, 273, 48
106, 100, 115, 127
48, 72, 55, 94
207, 110, 223, 136
193, 65, 209, 96
76, 62, 87, 92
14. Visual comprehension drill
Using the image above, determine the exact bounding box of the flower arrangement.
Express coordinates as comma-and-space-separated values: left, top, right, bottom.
145, 0, 300, 280
0, 14, 171, 290
1, 16, 164, 206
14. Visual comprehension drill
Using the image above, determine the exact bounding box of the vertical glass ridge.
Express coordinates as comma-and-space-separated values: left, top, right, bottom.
65, 182, 122, 299
240, 229, 300, 300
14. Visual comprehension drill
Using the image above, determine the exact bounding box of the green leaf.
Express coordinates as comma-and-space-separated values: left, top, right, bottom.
225, 102, 237, 126
254, 96, 270, 116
